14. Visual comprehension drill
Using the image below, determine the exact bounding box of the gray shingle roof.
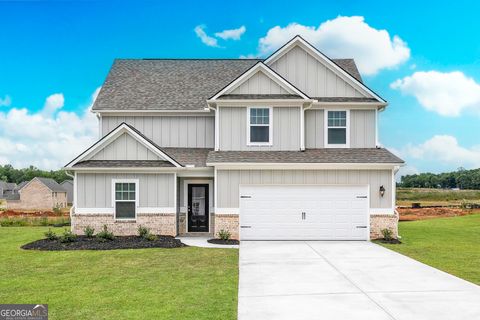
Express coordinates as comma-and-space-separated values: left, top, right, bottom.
333, 59, 363, 83
93, 59, 260, 111
17, 181, 28, 190
92, 58, 364, 111
206, 148, 404, 164
162, 148, 212, 167
36, 177, 67, 192
73, 160, 174, 168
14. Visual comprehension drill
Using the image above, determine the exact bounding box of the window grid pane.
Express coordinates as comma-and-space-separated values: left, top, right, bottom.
328, 111, 346, 127
115, 183, 136, 201
250, 108, 269, 125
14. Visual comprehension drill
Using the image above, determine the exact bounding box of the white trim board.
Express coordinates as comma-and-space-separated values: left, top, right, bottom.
183, 179, 214, 233
208, 163, 401, 170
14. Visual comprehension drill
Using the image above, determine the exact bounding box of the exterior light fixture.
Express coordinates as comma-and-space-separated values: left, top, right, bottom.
379, 185, 386, 197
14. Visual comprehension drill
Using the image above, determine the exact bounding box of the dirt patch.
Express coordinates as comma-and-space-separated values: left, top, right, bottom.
207, 239, 240, 245
22, 235, 186, 251
398, 207, 476, 221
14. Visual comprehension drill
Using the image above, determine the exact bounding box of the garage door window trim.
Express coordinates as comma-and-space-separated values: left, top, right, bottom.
325, 109, 350, 148
247, 107, 273, 146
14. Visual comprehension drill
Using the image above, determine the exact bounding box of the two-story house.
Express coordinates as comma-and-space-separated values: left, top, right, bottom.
65, 36, 404, 240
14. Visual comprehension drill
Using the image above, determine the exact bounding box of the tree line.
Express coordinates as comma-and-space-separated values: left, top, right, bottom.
0, 165, 71, 184
399, 167, 480, 190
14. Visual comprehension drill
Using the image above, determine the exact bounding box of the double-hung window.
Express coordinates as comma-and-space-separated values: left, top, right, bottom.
114, 181, 137, 220
248, 107, 272, 145
326, 110, 349, 147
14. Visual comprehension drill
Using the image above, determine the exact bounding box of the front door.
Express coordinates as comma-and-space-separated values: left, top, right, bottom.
188, 184, 209, 232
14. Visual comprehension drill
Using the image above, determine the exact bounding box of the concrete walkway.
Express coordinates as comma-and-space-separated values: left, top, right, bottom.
176, 236, 239, 249
239, 241, 480, 320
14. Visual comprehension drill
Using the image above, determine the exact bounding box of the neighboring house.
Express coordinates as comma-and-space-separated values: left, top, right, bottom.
7, 177, 67, 211
65, 36, 404, 240
61, 180, 74, 204
0, 181, 18, 198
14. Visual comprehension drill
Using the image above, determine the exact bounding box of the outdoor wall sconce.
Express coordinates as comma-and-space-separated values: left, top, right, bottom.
379, 185, 386, 197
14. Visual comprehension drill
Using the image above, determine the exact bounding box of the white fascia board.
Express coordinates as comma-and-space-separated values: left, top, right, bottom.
209, 99, 313, 107
215, 208, 239, 215
210, 62, 310, 100
65, 123, 182, 168
65, 167, 214, 175
311, 102, 387, 109
207, 163, 401, 170
264, 36, 386, 103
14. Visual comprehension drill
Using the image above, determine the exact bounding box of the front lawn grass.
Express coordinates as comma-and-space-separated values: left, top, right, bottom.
0, 227, 238, 319
379, 214, 480, 285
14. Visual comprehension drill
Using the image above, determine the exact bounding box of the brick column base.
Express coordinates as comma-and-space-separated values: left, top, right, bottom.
214, 214, 239, 240
370, 212, 399, 239
72, 213, 176, 236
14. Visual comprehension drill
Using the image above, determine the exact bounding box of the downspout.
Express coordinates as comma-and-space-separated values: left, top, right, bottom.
301, 102, 314, 151
205, 103, 218, 151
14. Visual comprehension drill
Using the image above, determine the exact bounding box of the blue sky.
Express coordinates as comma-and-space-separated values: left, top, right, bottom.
1, 0, 480, 175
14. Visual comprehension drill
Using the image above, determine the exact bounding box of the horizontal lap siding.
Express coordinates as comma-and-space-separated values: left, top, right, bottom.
76, 173, 174, 208
219, 107, 300, 151
217, 169, 392, 209
102, 116, 214, 148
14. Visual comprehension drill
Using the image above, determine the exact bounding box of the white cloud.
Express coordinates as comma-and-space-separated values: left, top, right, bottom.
256, 16, 410, 75
0, 95, 11, 107
0, 88, 100, 170
391, 71, 480, 117
403, 135, 480, 169
194, 25, 219, 47
396, 165, 420, 181
215, 26, 246, 40
42, 93, 64, 116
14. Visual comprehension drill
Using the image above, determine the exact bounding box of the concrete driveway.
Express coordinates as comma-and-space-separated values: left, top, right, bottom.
238, 241, 480, 320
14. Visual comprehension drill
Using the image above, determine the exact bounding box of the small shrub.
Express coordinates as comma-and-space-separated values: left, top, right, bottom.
137, 225, 150, 238
84, 226, 95, 238
53, 205, 62, 216
96, 225, 114, 241
381, 228, 394, 241
217, 229, 231, 241
145, 233, 157, 241
44, 229, 58, 241
60, 229, 77, 243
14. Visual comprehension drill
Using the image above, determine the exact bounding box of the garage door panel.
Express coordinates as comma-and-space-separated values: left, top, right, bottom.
240, 185, 369, 240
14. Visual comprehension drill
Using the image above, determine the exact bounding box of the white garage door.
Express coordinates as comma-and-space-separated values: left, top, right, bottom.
239, 185, 369, 240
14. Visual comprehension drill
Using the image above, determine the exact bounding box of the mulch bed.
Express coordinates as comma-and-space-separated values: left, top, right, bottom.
207, 239, 240, 245
22, 235, 187, 251
1, 210, 69, 217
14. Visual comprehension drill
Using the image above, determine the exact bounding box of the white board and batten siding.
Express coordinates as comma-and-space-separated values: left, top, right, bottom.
240, 185, 369, 240
305, 109, 376, 148
268, 45, 366, 98
101, 116, 215, 148
76, 173, 175, 209
219, 106, 300, 151
89, 132, 161, 161
216, 169, 392, 210
229, 70, 290, 95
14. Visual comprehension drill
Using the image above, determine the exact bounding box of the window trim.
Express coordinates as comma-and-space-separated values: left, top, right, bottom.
246, 106, 273, 146
111, 178, 139, 221
324, 109, 350, 148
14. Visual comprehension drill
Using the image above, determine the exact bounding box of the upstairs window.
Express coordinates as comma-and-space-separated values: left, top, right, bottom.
326, 110, 349, 147
248, 107, 272, 145
114, 181, 137, 220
